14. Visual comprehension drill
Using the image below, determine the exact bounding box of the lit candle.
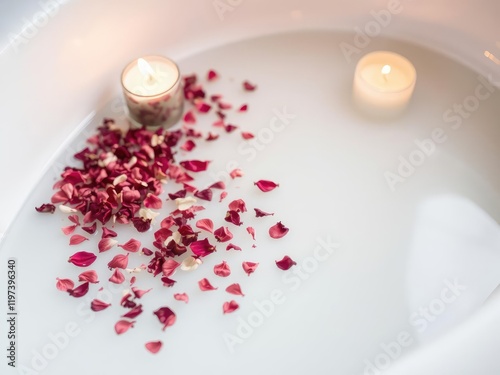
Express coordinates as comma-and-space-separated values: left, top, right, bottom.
121, 55, 184, 128
353, 51, 416, 118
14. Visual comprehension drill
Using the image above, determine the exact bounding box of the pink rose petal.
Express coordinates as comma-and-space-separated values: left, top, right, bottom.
225, 210, 243, 226
219, 191, 228, 202
181, 139, 196, 152
254, 179, 279, 192
196, 218, 214, 233
223, 300, 239, 314
153, 307, 176, 330
194, 188, 213, 201
118, 238, 141, 252
109, 269, 125, 284
180, 160, 210, 172
68, 282, 89, 298
269, 221, 289, 239
198, 278, 218, 291
225, 283, 244, 296
115, 320, 135, 335
243, 80, 257, 91
230, 169, 243, 179
174, 293, 189, 303
275, 255, 297, 270
162, 259, 180, 277
226, 243, 242, 251
69, 234, 88, 246
81, 222, 97, 234
228, 199, 247, 213
213, 261, 231, 277
254, 208, 274, 217
214, 226, 233, 242
190, 238, 216, 257
56, 278, 74, 292
91, 299, 111, 312
102, 227, 117, 238
246, 226, 256, 240
35, 203, 56, 213
108, 253, 129, 269
98, 238, 118, 252
78, 270, 99, 283
144, 194, 163, 209
68, 251, 97, 267
241, 131, 254, 139
209, 181, 226, 190
242, 261, 259, 276
62, 225, 77, 235
183, 110, 196, 124
122, 305, 143, 319
145, 341, 163, 354
132, 287, 152, 299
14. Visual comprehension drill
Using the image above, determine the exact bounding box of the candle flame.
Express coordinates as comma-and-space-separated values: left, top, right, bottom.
138, 58, 156, 82
381, 64, 391, 75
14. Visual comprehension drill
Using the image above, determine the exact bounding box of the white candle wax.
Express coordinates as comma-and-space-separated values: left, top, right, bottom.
121, 55, 184, 128
353, 51, 416, 118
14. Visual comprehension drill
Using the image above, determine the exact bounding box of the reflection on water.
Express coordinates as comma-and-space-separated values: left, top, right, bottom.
405, 194, 500, 343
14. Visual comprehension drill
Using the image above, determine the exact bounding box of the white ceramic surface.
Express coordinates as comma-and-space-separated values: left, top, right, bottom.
1, 1, 500, 374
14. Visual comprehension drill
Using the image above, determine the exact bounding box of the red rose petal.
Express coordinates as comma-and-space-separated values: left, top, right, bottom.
68, 215, 80, 225
241, 131, 254, 139
162, 259, 180, 277
69, 234, 88, 246
68, 282, 89, 298
228, 199, 247, 213
209, 181, 226, 190
275, 255, 297, 270
242, 261, 259, 276
225, 283, 244, 296
68, 251, 97, 267
161, 277, 177, 287
174, 293, 189, 303
102, 227, 117, 238
144, 194, 163, 209
56, 278, 74, 292
145, 341, 163, 354
206, 132, 219, 141
194, 188, 213, 201
210, 94, 222, 102
226, 243, 242, 251
108, 253, 129, 269
246, 226, 256, 240
196, 218, 214, 233
254, 208, 274, 217
190, 238, 216, 257
214, 226, 233, 242
81, 222, 97, 234
219, 191, 228, 202
180, 160, 210, 172
118, 238, 141, 252
115, 320, 135, 335
198, 278, 218, 291
223, 300, 239, 314
122, 304, 143, 319
213, 261, 231, 277
224, 124, 238, 133
243, 80, 257, 91
78, 270, 99, 283
269, 222, 289, 239
195, 101, 212, 113
254, 179, 279, 192
35, 203, 56, 213
153, 307, 176, 330
91, 299, 111, 312
230, 169, 243, 179
109, 269, 125, 284
225, 210, 243, 226
62, 225, 77, 235
239, 104, 248, 112
132, 287, 151, 299
183, 110, 196, 124
207, 69, 219, 81
98, 238, 118, 252
181, 139, 196, 152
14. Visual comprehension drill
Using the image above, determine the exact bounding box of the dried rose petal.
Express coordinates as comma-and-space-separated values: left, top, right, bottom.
162, 259, 180, 277
68, 251, 97, 267
269, 222, 289, 239
211, 94, 221, 102
226, 243, 242, 251
181, 139, 196, 152
219, 191, 228, 202
161, 277, 177, 287
246, 226, 256, 240
230, 169, 243, 179
144, 194, 163, 209
102, 227, 117, 238
223, 300, 239, 314
180, 160, 210, 172
131, 217, 151, 233
142, 247, 154, 256
69, 234, 88, 246
198, 278, 217, 291
190, 238, 216, 257
242, 261, 259, 276
218, 101, 232, 110
98, 238, 118, 252
145, 341, 163, 354
194, 188, 213, 201
91, 299, 110, 311
225, 210, 243, 226
225, 124, 238, 133
254, 179, 279, 192
56, 278, 74, 292
225, 283, 244, 296
207, 69, 219, 81
195, 101, 212, 113
58, 204, 77, 213
81, 222, 97, 234
62, 225, 77, 235
132, 287, 151, 299
122, 305, 143, 319
108, 253, 129, 269
183, 110, 196, 124
206, 132, 219, 141
153, 307, 176, 330
228, 199, 247, 213
180, 256, 202, 271
115, 320, 135, 335
118, 238, 141, 252
209, 181, 226, 190
68, 215, 80, 225
68, 282, 89, 298
109, 269, 125, 284
35, 203, 56, 213
243, 80, 257, 91
254, 208, 274, 217
214, 226, 233, 242
168, 189, 187, 200
78, 270, 99, 283
174, 293, 189, 303
239, 104, 248, 112
213, 261, 231, 277
275, 255, 297, 270
175, 196, 197, 211
196, 218, 214, 233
